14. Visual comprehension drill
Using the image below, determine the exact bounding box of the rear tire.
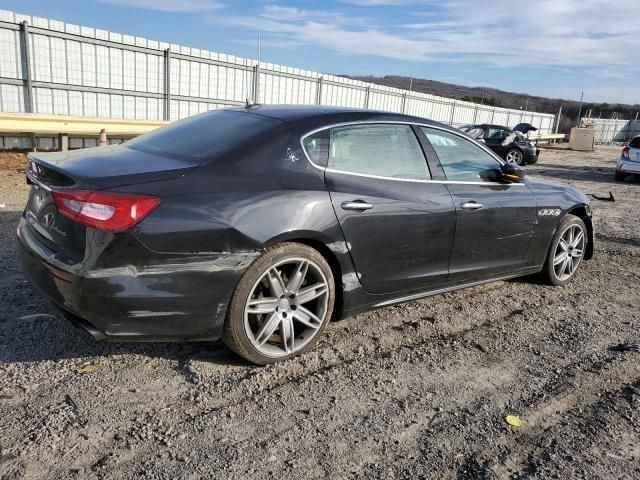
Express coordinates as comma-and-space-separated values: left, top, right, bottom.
222, 242, 335, 365
614, 170, 626, 182
540, 215, 587, 286
506, 149, 524, 166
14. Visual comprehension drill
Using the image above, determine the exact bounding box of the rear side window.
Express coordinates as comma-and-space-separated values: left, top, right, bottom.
630, 137, 640, 148
466, 127, 485, 139
126, 110, 281, 162
487, 127, 510, 140
328, 124, 430, 180
302, 130, 330, 167
421, 127, 501, 182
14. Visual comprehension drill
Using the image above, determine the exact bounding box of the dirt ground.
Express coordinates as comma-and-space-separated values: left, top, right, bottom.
1, 146, 639, 479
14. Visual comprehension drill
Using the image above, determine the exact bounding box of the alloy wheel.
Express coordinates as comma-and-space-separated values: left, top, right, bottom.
552, 224, 585, 281
243, 257, 330, 358
506, 149, 523, 165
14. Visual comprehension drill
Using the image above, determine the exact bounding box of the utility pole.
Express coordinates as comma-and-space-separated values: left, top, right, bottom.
257, 33, 261, 64
576, 91, 584, 127
554, 105, 562, 135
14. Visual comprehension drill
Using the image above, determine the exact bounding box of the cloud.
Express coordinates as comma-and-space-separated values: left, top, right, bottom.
208, 1, 639, 81
96, 0, 224, 12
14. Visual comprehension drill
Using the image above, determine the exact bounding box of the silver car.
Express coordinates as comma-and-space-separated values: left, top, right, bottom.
616, 135, 640, 181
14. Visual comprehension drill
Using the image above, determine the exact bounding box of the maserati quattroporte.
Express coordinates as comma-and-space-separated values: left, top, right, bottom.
18, 106, 594, 364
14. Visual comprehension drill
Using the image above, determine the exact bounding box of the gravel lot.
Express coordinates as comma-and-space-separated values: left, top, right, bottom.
1, 146, 639, 479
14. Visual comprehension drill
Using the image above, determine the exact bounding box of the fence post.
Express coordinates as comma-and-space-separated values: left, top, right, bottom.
252, 63, 261, 104
19, 21, 34, 113
364, 86, 370, 109
472, 105, 478, 125
449, 101, 456, 126
401, 93, 407, 114
163, 48, 171, 121
490, 108, 495, 124
505, 110, 510, 128
316, 76, 323, 105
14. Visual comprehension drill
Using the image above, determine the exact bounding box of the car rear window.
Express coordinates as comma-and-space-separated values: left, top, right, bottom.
629, 137, 640, 148
125, 110, 281, 162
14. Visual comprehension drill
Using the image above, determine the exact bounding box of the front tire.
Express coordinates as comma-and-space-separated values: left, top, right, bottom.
222, 242, 335, 365
540, 214, 587, 286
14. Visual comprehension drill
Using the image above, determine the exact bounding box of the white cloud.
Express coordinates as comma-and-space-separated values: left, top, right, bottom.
97, 0, 224, 12
207, 0, 639, 102
209, 1, 637, 71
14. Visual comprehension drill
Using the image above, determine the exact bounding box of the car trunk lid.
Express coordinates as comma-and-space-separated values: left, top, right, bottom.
24, 145, 197, 263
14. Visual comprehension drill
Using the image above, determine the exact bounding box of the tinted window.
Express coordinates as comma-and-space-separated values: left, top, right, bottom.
328, 124, 429, 180
466, 127, 485, 139
126, 110, 281, 161
487, 127, 510, 140
421, 127, 502, 182
629, 137, 640, 148
302, 130, 330, 166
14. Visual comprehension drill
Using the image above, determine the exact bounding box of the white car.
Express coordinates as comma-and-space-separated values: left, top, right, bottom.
616, 135, 640, 181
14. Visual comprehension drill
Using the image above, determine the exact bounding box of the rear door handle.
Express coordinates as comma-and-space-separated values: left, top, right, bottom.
341, 200, 373, 211
461, 201, 483, 211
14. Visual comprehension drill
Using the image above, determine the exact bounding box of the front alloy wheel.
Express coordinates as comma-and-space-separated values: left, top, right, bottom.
541, 214, 587, 286
222, 243, 335, 364
552, 224, 585, 281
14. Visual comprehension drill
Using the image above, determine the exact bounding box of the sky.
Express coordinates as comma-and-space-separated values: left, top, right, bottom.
4, 0, 639, 105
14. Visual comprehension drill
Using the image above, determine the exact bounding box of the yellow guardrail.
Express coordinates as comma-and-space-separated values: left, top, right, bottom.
0, 113, 168, 136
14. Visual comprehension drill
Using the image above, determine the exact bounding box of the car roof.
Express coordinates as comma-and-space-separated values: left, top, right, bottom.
226, 104, 448, 130
471, 124, 513, 131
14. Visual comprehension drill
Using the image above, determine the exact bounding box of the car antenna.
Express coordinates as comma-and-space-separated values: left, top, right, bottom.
245, 98, 260, 109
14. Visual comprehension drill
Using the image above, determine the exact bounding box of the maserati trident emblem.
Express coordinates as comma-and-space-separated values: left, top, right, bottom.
42, 212, 55, 229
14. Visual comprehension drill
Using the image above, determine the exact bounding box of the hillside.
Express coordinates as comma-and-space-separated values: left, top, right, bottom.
347, 75, 639, 133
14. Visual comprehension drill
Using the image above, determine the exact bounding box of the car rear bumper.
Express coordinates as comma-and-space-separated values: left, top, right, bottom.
524, 147, 539, 165
618, 158, 640, 173
17, 216, 255, 342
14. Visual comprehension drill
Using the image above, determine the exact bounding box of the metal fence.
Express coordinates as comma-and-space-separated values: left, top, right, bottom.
0, 9, 556, 132
579, 118, 640, 144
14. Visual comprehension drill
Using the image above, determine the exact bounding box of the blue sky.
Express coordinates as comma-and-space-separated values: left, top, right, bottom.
4, 0, 639, 105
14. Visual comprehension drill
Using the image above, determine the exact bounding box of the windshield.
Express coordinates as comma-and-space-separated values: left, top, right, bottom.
126, 110, 281, 162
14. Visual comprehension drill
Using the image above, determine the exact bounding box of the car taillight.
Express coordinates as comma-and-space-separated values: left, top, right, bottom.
622, 146, 630, 159
52, 189, 160, 232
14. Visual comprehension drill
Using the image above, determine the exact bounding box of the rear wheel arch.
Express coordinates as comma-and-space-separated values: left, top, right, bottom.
273, 237, 344, 320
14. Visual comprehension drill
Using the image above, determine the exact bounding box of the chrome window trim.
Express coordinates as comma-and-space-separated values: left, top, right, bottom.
299, 120, 524, 187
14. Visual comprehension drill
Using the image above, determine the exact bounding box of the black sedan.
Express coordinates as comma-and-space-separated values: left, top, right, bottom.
460, 124, 539, 165
18, 106, 593, 364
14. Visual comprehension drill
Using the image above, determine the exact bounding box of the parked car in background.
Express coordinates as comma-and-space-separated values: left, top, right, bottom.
18, 106, 593, 365
460, 124, 539, 165
615, 135, 640, 181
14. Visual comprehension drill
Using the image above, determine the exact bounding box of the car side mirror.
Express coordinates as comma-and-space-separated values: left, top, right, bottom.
501, 163, 526, 183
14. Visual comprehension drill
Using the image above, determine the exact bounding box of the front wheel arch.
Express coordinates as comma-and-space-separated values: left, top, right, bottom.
567, 205, 594, 260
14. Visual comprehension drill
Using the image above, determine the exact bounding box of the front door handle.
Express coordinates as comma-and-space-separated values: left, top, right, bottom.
341, 200, 373, 211
461, 201, 483, 211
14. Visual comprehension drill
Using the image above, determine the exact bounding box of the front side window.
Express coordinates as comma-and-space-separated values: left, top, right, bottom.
328, 124, 430, 180
629, 137, 640, 148
421, 127, 502, 182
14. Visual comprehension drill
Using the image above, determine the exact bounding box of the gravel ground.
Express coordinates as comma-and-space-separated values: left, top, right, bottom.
1, 146, 639, 479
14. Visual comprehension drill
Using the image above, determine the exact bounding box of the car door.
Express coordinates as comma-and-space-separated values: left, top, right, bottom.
484, 127, 511, 158
303, 123, 456, 295
419, 126, 537, 283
